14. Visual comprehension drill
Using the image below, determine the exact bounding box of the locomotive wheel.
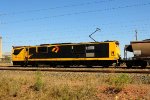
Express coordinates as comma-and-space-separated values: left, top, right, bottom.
32, 64, 35, 67
102, 65, 109, 68
87, 65, 93, 68
64, 65, 70, 68
141, 61, 147, 68
35, 64, 39, 67
24, 63, 28, 67
32, 63, 38, 67
50, 64, 56, 68
20, 64, 24, 67
126, 62, 132, 68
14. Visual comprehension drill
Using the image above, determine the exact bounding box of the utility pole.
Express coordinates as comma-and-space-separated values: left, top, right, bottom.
135, 30, 138, 41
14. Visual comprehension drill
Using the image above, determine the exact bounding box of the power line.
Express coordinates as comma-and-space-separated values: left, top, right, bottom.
2, 18, 150, 36
3, 28, 150, 48
4, 24, 150, 40
0, 0, 116, 16
1, 2, 150, 25
2, 19, 150, 41
4, 32, 150, 46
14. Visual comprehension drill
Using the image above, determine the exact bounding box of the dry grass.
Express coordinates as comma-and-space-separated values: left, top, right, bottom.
0, 71, 150, 100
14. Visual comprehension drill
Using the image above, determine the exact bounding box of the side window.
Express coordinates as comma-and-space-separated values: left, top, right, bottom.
73, 45, 85, 53
86, 46, 95, 50
29, 48, 36, 54
86, 45, 95, 57
38, 47, 48, 53
13, 48, 23, 55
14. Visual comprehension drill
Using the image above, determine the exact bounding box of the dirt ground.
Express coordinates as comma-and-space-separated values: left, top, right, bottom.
0, 71, 150, 100
97, 85, 150, 100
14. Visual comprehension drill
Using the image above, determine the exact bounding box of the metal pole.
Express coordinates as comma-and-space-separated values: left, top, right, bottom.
89, 28, 101, 42
135, 30, 138, 41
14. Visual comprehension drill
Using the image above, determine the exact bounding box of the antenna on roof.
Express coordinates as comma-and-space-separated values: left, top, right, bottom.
135, 30, 138, 41
89, 28, 101, 42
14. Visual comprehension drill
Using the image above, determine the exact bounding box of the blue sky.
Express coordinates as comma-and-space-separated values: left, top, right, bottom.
0, 0, 150, 57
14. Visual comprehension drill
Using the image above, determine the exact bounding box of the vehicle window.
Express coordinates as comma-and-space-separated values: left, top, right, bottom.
38, 47, 47, 53
13, 48, 23, 55
73, 45, 85, 53
86, 46, 95, 50
29, 48, 36, 54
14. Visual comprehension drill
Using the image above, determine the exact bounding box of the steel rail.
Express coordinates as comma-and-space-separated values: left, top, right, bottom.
0, 67, 150, 74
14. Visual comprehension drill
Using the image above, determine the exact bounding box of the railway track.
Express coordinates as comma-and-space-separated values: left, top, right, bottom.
0, 67, 150, 74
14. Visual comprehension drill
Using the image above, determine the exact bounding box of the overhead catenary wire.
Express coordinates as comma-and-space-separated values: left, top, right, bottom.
1, 2, 150, 25
0, 0, 117, 16
1, 1, 150, 54
1, 17, 150, 40
3, 25, 150, 43
1, 23, 150, 46
2, 18, 150, 36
